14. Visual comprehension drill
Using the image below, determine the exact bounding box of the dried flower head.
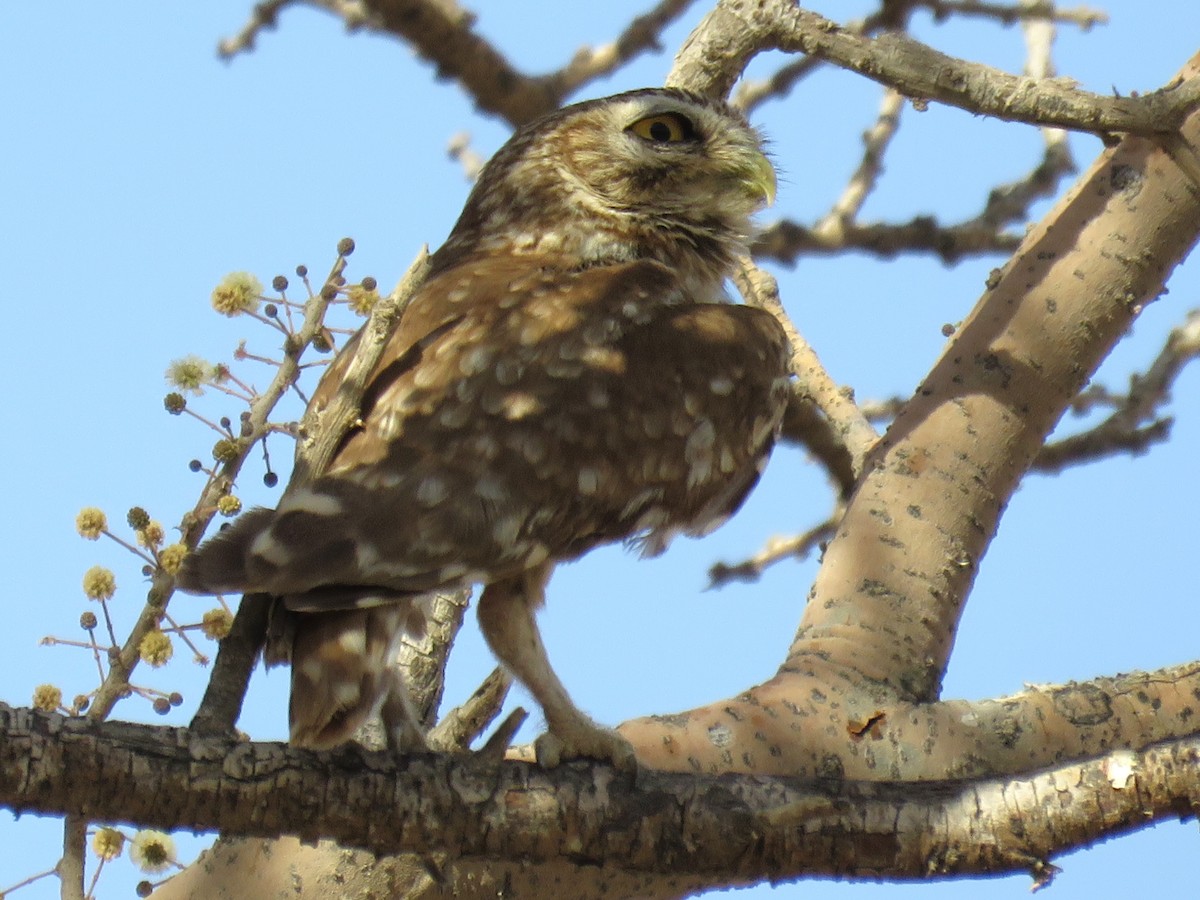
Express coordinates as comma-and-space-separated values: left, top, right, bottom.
346, 284, 381, 316
130, 829, 177, 873
201, 608, 234, 640
139, 630, 174, 667
212, 438, 241, 463
82, 566, 117, 601
216, 494, 242, 516
32, 684, 62, 712
158, 543, 188, 575
137, 521, 166, 548
165, 355, 212, 395
76, 507, 108, 540
92, 827, 125, 861
211, 272, 263, 317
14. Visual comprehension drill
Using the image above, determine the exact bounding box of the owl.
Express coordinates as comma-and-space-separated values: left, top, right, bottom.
177, 88, 792, 770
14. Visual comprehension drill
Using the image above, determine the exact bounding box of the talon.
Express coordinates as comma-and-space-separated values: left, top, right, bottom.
535, 724, 637, 773
534, 732, 565, 768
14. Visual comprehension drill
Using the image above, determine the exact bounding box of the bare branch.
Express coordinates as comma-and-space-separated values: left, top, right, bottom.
428, 668, 513, 752
446, 132, 486, 182
671, 1, 1200, 137
57, 815, 86, 900
4, 692, 1199, 883
816, 88, 905, 233
816, 306, 1200, 477
1035, 417, 1173, 471
217, 0, 290, 57
735, 256, 878, 477
221, 0, 696, 126
188, 593, 273, 735
708, 513, 838, 588
556, 0, 700, 95
740, 4, 1076, 264
754, 216, 1021, 264
1036, 308, 1200, 472
910, 0, 1109, 29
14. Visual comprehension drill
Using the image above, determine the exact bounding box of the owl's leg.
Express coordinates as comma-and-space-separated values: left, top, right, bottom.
476, 564, 636, 772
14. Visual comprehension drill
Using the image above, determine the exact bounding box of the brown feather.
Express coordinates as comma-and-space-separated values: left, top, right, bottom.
178, 89, 790, 762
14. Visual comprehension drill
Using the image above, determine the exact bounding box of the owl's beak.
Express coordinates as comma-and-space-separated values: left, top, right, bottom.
741, 150, 777, 208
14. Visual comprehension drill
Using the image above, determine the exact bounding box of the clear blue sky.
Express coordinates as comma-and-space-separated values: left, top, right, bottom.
1, 2, 1198, 898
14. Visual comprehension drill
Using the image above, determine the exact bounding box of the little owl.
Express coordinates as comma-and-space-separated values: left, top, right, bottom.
178, 88, 791, 770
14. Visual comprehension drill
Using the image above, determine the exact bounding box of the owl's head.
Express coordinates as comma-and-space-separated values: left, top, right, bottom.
437, 89, 776, 279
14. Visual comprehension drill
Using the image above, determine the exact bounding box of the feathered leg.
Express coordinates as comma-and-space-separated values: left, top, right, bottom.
476, 563, 635, 771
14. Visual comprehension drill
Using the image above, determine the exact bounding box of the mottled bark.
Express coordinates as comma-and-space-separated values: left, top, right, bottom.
3, 699, 1198, 888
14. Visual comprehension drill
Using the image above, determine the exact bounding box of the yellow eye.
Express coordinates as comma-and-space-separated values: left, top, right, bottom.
627, 112, 696, 144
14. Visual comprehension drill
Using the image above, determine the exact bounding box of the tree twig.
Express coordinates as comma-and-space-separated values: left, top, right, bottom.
708, 513, 839, 587
734, 256, 877, 479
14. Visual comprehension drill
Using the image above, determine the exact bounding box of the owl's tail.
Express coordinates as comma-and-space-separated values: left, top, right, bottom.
175, 506, 276, 595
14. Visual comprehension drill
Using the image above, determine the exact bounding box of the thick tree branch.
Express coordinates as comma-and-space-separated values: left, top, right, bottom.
786, 62, 1200, 700
2, 692, 1198, 884
619, 51, 1200, 781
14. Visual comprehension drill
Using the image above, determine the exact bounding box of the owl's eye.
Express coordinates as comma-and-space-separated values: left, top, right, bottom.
627, 112, 696, 144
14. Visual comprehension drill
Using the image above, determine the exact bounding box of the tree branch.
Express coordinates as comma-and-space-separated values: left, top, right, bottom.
221, 0, 698, 127
2, 694, 1197, 885
670, 0, 1200, 137
754, 215, 1022, 265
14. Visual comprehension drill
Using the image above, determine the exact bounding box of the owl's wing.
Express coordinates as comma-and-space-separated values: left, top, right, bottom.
177, 256, 790, 605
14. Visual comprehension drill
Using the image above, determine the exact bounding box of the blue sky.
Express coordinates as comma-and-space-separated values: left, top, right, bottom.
2, 1, 1198, 897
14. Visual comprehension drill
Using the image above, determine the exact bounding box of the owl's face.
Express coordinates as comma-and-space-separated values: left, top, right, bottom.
550, 91, 775, 225
437, 89, 775, 281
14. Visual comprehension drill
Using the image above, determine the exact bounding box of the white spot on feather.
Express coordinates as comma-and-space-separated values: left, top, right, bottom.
577, 467, 601, 495
249, 532, 293, 566
299, 657, 326, 683
459, 346, 495, 377
502, 391, 541, 420
685, 420, 716, 487
494, 359, 522, 385
709, 376, 734, 396
475, 474, 509, 502
333, 682, 360, 707
337, 630, 367, 655
280, 489, 344, 517
438, 402, 472, 429
491, 515, 523, 547
416, 476, 449, 508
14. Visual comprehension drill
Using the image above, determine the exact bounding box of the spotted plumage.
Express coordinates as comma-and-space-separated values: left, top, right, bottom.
178, 88, 791, 768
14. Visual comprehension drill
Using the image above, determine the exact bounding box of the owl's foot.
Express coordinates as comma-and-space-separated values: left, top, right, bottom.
534, 722, 637, 773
